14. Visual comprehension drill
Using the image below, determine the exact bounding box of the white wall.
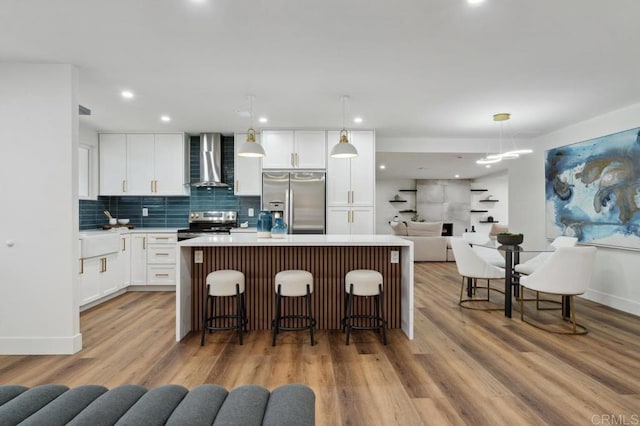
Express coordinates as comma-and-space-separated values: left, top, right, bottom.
375, 179, 416, 234
0, 64, 81, 354
509, 102, 640, 316
470, 171, 508, 235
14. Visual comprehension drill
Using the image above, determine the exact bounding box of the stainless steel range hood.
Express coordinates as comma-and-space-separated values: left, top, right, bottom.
192, 133, 228, 187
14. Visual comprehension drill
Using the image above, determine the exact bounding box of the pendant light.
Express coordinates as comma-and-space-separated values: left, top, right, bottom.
330, 95, 359, 159
237, 95, 265, 158
476, 113, 532, 165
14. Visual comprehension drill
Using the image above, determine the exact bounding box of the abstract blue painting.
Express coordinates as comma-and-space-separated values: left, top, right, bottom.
545, 127, 640, 250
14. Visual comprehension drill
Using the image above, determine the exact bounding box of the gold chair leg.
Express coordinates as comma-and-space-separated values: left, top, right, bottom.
520, 291, 587, 335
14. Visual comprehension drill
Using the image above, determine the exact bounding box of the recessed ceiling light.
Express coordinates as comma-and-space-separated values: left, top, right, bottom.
258, 117, 268, 123
160, 115, 171, 122
353, 117, 363, 124
455, 174, 460, 178
485, 165, 491, 168
121, 90, 134, 99
467, 0, 485, 5
379, 164, 386, 170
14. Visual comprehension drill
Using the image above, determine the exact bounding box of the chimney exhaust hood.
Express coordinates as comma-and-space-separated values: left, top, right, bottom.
192, 133, 228, 187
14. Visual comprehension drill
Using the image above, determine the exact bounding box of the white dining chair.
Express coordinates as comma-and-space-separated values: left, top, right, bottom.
519, 246, 596, 334
450, 238, 505, 310
514, 236, 578, 309
462, 232, 505, 268
514, 236, 578, 275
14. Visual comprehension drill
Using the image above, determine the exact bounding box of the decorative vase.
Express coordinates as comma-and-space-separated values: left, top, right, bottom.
271, 217, 288, 239
257, 211, 273, 238
497, 233, 524, 246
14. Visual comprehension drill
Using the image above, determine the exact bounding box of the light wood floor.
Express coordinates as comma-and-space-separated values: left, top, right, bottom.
2, 262, 639, 425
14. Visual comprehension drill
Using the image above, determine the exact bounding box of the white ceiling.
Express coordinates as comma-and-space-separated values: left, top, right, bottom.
376, 152, 508, 180
2, 0, 639, 178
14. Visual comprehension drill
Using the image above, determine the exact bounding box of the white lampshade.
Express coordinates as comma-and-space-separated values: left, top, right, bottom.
237, 127, 265, 157
330, 129, 359, 158
238, 140, 265, 157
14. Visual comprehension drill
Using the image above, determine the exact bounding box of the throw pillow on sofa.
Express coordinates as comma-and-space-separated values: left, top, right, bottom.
389, 221, 409, 236
407, 221, 443, 237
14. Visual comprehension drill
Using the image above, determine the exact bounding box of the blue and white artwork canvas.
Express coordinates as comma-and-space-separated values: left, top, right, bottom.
545, 127, 640, 250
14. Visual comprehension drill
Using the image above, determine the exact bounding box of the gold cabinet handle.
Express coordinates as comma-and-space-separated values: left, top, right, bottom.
122, 238, 126, 252
155, 253, 169, 256
347, 191, 350, 204
100, 257, 106, 273
290, 153, 294, 167
154, 180, 158, 192
122, 180, 126, 193
143, 237, 146, 249
236, 180, 239, 192
155, 237, 170, 240
295, 152, 299, 167
79, 258, 84, 274
351, 190, 354, 204
155, 273, 169, 277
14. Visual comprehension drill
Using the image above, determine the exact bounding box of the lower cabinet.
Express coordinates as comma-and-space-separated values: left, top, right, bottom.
79, 231, 176, 309
130, 234, 148, 285
146, 233, 177, 285
79, 251, 121, 305
327, 207, 374, 234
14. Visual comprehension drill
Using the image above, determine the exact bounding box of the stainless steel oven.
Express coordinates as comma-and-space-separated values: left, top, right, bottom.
177, 211, 237, 241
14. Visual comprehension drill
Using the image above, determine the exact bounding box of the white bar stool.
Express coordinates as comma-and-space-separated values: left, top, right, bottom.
272, 270, 315, 346
343, 270, 387, 345
200, 270, 247, 346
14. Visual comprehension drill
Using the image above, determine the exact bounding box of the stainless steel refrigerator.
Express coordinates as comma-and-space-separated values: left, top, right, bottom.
262, 172, 326, 234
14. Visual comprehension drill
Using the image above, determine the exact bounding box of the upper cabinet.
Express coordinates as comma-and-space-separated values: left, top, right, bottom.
326, 130, 375, 207
261, 130, 326, 169
234, 132, 262, 196
99, 133, 189, 196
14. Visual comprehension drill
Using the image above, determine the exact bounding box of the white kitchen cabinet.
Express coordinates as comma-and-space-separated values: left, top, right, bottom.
130, 234, 147, 285
99, 133, 189, 196
79, 252, 120, 305
146, 233, 177, 286
99, 134, 127, 195
261, 130, 326, 169
327, 206, 374, 235
234, 132, 262, 196
125, 133, 155, 194
294, 131, 326, 169
120, 234, 131, 288
327, 130, 375, 207
154, 134, 188, 195
326, 130, 375, 234
79, 256, 101, 305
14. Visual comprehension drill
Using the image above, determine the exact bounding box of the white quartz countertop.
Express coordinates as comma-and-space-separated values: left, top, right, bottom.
79, 228, 179, 237
179, 234, 412, 247
230, 227, 257, 233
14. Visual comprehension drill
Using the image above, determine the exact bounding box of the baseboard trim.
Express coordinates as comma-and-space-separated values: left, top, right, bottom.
582, 290, 640, 317
0, 333, 82, 355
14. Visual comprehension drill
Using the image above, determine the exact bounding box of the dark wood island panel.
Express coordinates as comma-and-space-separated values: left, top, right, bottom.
191, 245, 402, 331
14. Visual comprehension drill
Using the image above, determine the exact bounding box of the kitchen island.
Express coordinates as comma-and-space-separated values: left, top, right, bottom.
176, 234, 414, 340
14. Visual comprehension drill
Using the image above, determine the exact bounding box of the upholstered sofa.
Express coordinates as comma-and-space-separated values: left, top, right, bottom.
0, 383, 315, 426
390, 221, 454, 262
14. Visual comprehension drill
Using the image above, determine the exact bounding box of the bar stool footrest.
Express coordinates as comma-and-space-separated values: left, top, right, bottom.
205, 315, 248, 332
273, 314, 316, 331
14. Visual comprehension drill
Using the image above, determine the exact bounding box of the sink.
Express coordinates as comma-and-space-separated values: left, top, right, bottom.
80, 233, 120, 258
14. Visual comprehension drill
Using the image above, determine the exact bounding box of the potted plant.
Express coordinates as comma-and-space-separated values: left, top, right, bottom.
497, 232, 524, 246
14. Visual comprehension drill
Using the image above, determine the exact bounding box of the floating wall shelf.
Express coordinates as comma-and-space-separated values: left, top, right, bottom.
470, 189, 488, 192
479, 220, 499, 223
389, 200, 407, 203
399, 189, 417, 192
470, 209, 489, 213
479, 199, 499, 203
399, 210, 417, 213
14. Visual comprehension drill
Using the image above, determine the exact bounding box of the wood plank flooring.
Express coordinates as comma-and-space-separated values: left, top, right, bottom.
2, 262, 639, 425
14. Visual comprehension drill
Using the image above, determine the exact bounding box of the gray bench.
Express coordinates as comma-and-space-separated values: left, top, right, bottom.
0, 383, 315, 426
